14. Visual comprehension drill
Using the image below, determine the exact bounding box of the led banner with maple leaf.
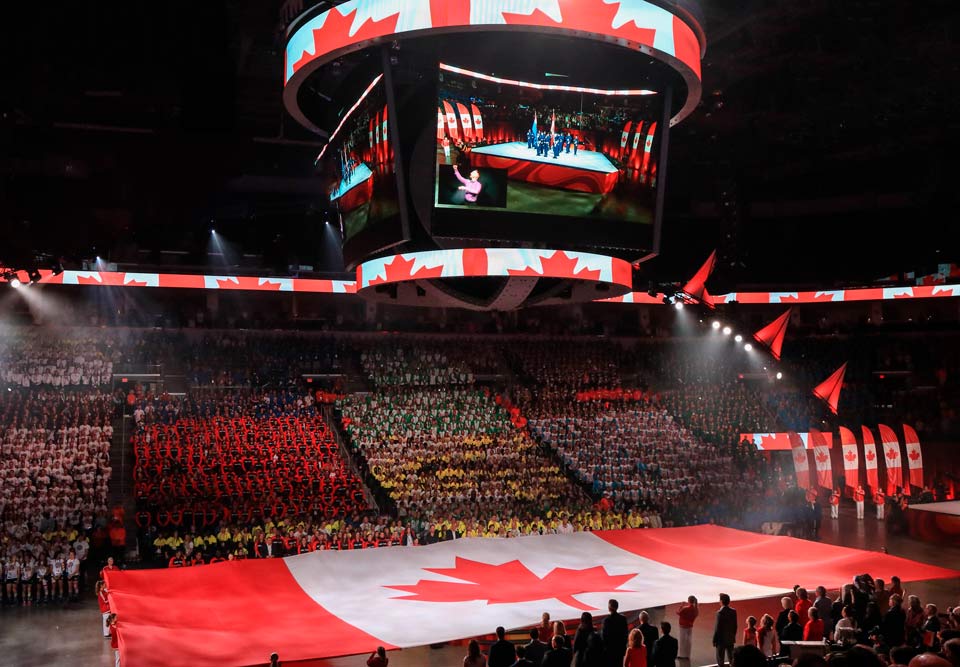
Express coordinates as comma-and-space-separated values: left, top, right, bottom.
387, 557, 635, 611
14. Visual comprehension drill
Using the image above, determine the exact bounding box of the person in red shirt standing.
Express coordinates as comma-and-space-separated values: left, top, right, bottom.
829, 490, 840, 519
100, 556, 119, 582
795, 588, 813, 619
96, 581, 111, 637
676, 595, 699, 659
742, 616, 759, 647
853, 485, 866, 520
366, 646, 389, 667
803, 608, 824, 641
108, 613, 120, 667
874, 489, 886, 520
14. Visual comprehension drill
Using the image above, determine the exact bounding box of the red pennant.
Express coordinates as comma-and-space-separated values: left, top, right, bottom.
813, 362, 847, 415
681, 250, 716, 306
752, 309, 791, 360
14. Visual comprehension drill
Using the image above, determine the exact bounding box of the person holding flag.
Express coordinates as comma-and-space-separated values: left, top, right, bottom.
529, 111, 538, 150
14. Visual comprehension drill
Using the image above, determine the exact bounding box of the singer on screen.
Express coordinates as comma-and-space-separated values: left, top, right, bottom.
453, 164, 482, 203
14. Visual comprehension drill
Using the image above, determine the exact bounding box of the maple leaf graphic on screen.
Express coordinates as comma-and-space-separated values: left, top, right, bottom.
386, 557, 635, 611
501, 0, 656, 47
507, 252, 602, 281
366, 255, 444, 288
291, 6, 401, 75
778, 292, 836, 303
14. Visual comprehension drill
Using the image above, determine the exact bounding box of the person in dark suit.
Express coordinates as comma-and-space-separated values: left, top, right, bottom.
512, 644, 535, 667
573, 612, 597, 656
713, 593, 738, 667
543, 634, 574, 667
524, 628, 548, 666
882, 594, 906, 647
653, 622, 679, 667
778, 610, 803, 657
639, 611, 659, 665
489, 626, 517, 667
601, 599, 628, 667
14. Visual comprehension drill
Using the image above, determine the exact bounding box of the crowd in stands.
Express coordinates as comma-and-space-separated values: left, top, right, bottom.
0, 334, 114, 387
132, 389, 369, 529
338, 386, 589, 518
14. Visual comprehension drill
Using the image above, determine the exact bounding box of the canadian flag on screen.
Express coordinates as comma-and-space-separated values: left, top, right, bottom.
838, 426, 860, 489
105, 527, 958, 667
878, 424, 904, 495
862, 426, 879, 490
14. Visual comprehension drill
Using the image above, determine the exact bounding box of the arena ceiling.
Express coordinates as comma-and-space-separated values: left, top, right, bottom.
1, 0, 957, 288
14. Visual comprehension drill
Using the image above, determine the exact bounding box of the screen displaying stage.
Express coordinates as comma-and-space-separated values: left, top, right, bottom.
319, 74, 401, 244
435, 63, 663, 225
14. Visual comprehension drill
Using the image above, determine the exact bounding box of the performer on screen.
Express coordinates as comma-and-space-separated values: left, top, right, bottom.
441, 135, 451, 164
453, 164, 482, 203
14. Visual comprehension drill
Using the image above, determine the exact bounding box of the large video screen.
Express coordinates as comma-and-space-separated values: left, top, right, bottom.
434, 64, 664, 226
320, 74, 400, 246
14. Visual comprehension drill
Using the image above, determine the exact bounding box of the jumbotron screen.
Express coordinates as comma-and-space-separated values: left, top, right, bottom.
434, 64, 664, 227
321, 74, 400, 245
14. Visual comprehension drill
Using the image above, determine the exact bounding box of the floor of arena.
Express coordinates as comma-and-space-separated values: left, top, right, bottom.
470, 142, 619, 173
5, 508, 958, 667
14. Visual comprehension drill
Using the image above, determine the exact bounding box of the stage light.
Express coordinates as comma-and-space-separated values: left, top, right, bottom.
9, 277, 22, 288
711, 321, 721, 330
776, 372, 783, 380
210, 228, 216, 234
722, 326, 732, 336
674, 301, 683, 310
734, 334, 742, 342
744, 343, 752, 351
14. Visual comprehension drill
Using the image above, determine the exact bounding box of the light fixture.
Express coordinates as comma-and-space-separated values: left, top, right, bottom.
674, 301, 683, 310
9, 277, 22, 288
734, 334, 742, 342
776, 372, 783, 380
722, 326, 732, 336
711, 321, 721, 330
744, 343, 752, 351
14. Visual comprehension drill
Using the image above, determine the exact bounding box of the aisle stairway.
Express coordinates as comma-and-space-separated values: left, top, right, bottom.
107, 412, 138, 555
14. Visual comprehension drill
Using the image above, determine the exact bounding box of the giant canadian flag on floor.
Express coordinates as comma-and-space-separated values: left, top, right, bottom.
105, 526, 957, 667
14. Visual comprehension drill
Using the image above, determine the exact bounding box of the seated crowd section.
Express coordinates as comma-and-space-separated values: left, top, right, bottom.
0, 326, 957, 577
0, 330, 116, 606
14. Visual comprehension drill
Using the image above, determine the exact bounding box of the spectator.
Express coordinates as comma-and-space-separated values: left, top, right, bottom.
464, 639, 487, 667
653, 622, 678, 667
677, 596, 699, 660
543, 635, 573, 667
714, 593, 738, 667
524, 628, 548, 666
489, 626, 516, 667
602, 598, 628, 667
624, 629, 647, 667
366, 646, 388, 667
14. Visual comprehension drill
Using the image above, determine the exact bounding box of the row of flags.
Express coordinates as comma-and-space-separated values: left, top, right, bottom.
438, 101, 485, 142
790, 425, 924, 495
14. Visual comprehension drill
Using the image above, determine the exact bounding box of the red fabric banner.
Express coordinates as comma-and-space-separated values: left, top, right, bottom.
470, 103, 484, 141
810, 429, 833, 490
442, 100, 459, 141
877, 424, 904, 495
681, 251, 716, 305
838, 426, 860, 490
455, 102, 474, 141
752, 309, 791, 361
813, 362, 847, 415
862, 426, 879, 490
902, 424, 924, 490
789, 431, 810, 490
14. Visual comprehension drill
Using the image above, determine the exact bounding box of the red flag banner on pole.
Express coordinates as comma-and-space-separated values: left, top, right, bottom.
381, 104, 390, 162
470, 104, 484, 141
639, 122, 657, 184
681, 250, 716, 306
813, 362, 847, 415
455, 102, 473, 141
752, 309, 792, 361
877, 424, 904, 495
862, 426, 879, 491
902, 424, 924, 490
442, 100, 459, 141
838, 426, 860, 490
619, 121, 633, 160
810, 429, 833, 490
789, 432, 811, 490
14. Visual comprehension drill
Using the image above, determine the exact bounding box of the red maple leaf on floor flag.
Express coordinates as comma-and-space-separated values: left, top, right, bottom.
386, 557, 635, 611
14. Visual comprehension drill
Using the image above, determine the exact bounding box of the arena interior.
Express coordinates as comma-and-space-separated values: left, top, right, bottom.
1, 1, 959, 667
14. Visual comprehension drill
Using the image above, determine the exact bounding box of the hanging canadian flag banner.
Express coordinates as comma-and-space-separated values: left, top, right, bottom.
810, 429, 833, 490
877, 424, 904, 495
862, 426, 879, 490
902, 424, 924, 490
838, 426, 860, 490
788, 431, 811, 489
105, 526, 958, 667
